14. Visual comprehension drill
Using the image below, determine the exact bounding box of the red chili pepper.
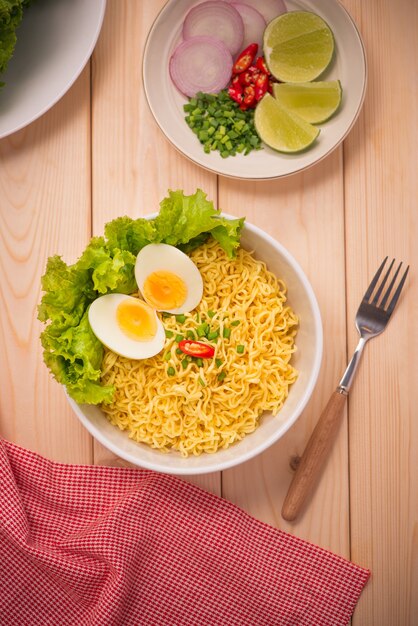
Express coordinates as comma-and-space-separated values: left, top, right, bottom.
255, 73, 268, 101
238, 70, 252, 86
238, 66, 260, 86
255, 56, 270, 75
178, 340, 215, 359
232, 43, 258, 74
240, 84, 256, 110
228, 75, 243, 104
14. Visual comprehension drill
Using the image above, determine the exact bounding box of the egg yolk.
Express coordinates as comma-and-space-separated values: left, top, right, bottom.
143, 271, 188, 310
116, 299, 157, 341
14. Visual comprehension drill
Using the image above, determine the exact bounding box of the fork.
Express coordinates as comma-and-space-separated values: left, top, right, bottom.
282, 258, 409, 522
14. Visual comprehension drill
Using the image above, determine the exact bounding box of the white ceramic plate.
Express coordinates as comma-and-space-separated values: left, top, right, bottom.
0, 0, 106, 139
67, 218, 323, 475
143, 0, 367, 179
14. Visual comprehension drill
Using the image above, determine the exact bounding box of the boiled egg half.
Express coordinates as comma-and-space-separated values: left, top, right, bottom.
88, 294, 165, 359
135, 243, 203, 314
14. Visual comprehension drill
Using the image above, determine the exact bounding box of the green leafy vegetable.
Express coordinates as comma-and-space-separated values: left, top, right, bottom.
211, 217, 245, 259
39, 189, 245, 405
0, 0, 34, 86
41, 309, 114, 405
156, 189, 244, 257
104, 217, 157, 255
77, 238, 137, 295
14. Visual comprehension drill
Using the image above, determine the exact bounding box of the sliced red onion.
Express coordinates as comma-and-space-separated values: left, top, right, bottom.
169, 36, 233, 98
231, 3, 266, 52
224, 0, 287, 24
183, 1, 244, 56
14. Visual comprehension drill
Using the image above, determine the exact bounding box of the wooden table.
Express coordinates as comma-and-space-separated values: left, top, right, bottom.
1, 1, 416, 624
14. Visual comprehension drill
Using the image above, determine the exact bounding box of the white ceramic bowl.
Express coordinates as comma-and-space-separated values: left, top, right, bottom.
68, 219, 323, 474
0, 0, 106, 139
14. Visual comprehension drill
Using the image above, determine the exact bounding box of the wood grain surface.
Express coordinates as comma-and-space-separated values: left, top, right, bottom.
0, 0, 417, 624
343, 0, 418, 623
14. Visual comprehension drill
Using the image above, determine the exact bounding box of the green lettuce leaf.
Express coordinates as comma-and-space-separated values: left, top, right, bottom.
39, 189, 244, 404
38, 256, 91, 328
0, 1, 22, 79
211, 217, 245, 258
155, 189, 219, 244
0, 0, 31, 82
41, 310, 115, 405
155, 189, 244, 254
77, 238, 137, 295
104, 216, 157, 255
178, 232, 210, 255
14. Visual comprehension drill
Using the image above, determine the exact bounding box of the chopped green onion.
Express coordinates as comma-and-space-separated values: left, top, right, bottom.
207, 310, 216, 318
175, 334, 184, 343
186, 330, 196, 340
164, 352, 171, 361
215, 358, 223, 368
167, 367, 175, 376
198, 377, 206, 387
165, 329, 174, 338
176, 348, 183, 355
236, 345, 245, 354
175, 314, 186, 323
207, 330, 219, 341
230, 320, 240, 327
181, 359, 188, 370
183, 90, 262, 159
196, 358, 203, 368
197, 322, 209, 337
223, 327, 231, 339
217, 371, 226, 382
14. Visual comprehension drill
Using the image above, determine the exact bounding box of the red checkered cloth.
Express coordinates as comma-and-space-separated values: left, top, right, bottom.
0, 439, 369, 625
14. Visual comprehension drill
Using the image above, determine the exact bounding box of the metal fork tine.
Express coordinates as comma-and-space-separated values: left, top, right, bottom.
372, 258, 395, 304
386, 265, 409, 316
363, 257, 388, 302
380, 261, 402, 308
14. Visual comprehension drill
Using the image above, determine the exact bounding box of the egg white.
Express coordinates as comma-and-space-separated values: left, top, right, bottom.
135, 243, 203, 314
88, 293, 166, 360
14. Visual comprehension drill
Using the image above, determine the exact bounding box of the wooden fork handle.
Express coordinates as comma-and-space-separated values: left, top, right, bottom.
281, 390, 347, 522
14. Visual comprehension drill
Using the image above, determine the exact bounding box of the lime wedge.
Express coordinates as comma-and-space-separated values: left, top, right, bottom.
254, 93, 319, 153
264, 11, 334, 83
273, 81, 342, 123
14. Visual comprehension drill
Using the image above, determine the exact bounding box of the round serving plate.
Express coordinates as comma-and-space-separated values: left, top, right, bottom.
143, 0, 367, 179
